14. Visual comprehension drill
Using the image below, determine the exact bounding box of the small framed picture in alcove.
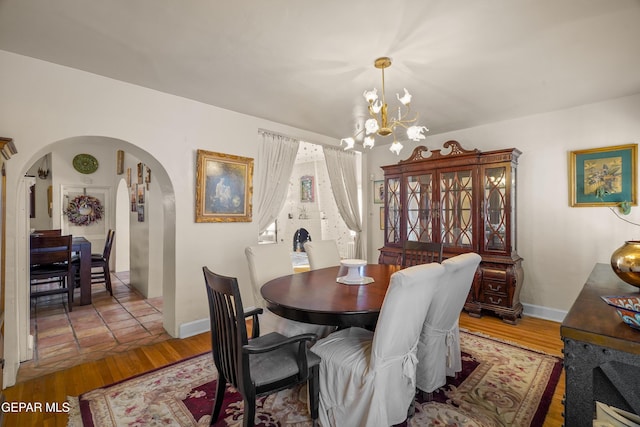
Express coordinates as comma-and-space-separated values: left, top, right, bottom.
137, 162, 144, 184
130, 186, 137, 212
137, 204, 145, 222
300, 175, 314, 202
373, 180, 384, 204
137, 184, 145, 204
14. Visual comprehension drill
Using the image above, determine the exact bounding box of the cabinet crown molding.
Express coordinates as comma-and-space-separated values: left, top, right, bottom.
399, 140, 479, 164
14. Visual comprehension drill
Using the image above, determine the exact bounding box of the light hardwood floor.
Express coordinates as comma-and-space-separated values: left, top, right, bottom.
3, 313, 564, 426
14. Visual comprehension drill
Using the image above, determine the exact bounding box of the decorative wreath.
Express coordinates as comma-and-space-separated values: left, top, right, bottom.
65, 195, 104, 226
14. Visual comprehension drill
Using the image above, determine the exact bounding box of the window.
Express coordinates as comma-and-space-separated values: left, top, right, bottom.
258, 221, 277, 244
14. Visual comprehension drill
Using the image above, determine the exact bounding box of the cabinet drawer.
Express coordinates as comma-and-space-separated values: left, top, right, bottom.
483, 268, 507, 281
482, 280, 507, 295
482, 292, 509, 307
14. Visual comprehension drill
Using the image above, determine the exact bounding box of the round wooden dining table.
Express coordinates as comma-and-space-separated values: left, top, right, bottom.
261, 263, 402, 328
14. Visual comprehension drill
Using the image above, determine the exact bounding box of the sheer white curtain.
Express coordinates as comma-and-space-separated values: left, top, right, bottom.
256, 131, 300, 233
323, 147, 364, 258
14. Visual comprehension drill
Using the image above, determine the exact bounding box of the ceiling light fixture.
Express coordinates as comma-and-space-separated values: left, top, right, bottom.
341, 57, 428, 155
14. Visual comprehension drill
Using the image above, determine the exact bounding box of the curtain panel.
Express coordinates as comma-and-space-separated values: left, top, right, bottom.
256, 131, 300, 233
323, 147, 364, 258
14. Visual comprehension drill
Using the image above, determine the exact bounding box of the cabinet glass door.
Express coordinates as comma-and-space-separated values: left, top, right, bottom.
385, 177, 401, 244
484, 166, 508, 252
439, 169, 473, 248
405, 173, 433, 242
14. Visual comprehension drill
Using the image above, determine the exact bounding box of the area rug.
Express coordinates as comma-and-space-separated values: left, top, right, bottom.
67, 331, 562, 427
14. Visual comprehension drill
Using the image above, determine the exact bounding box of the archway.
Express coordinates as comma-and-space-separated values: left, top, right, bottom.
10, 135, 176, 385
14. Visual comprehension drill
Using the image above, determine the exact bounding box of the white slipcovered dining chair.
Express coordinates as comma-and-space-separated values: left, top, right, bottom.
245, 244, 334, 339
416, 252, 481, 395
310, 262, 445, 427
304, 240, 341, 270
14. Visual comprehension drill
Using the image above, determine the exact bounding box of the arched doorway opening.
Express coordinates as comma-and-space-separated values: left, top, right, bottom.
11, 135, 176, 383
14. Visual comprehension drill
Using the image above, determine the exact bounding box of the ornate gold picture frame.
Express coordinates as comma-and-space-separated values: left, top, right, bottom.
195, 149, 253, 222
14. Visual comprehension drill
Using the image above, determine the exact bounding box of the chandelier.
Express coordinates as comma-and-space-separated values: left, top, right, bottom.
341, 57, 428, 155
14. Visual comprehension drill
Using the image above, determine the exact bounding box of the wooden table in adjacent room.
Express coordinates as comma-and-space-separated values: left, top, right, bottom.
72, 236, 92, 305
261, 263, 402, 328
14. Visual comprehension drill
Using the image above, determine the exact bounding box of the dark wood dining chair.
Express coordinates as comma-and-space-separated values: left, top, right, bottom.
30, 234, 74, 311
33, 229, 62, 236
73, 229, 115, 295
402, 240, 443, 267
202, 266, 320, 427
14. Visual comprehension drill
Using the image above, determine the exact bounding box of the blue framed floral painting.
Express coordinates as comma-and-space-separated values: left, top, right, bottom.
569, 144, 637, 207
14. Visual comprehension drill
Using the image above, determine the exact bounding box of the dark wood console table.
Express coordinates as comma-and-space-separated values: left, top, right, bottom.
560, 263, 640, 426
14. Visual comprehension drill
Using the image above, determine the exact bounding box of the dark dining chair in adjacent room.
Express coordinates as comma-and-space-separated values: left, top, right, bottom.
402, 240, 444, 266
73, 229, 115, 295
33, 229, 62, 236
202, 266, 320, 427
30, 234, 74, 311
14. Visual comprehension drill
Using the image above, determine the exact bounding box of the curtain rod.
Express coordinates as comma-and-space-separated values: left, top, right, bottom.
257, 128, 299, 141
258, 128, 347, 150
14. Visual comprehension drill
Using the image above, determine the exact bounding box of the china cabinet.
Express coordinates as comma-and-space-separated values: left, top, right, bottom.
379, 140, 523, 323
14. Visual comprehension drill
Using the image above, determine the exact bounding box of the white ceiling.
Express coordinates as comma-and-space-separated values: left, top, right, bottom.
2, 0, 640, 147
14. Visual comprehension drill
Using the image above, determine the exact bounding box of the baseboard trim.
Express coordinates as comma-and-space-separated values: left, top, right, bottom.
178, 306, 258, 339
522, 303, 567, 323
178, 318, 210, 339
182, 304, 568, 338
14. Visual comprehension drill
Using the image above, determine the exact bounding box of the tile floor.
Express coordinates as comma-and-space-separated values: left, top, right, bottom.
19, 271, 171, 383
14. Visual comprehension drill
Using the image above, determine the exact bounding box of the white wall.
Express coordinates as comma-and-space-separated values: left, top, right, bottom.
115, 178, 130, 273
367, 93, 640, 315
0, 50, 340, 387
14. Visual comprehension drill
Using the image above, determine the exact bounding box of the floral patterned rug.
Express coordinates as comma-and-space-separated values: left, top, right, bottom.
67, 331, 562, 427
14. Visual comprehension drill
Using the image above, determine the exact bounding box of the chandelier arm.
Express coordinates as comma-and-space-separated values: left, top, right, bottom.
392, 104, 415, 125
368, 105, 378, 120
390, 113, 419, 129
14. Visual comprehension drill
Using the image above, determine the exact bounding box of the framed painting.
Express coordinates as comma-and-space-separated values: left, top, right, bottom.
373, 180, 384, 204
195, 149, 253, 222
129, 186, 137, 212
569, 144, 637, 207
136, 184, 145, 204
300, 175, 314, 202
